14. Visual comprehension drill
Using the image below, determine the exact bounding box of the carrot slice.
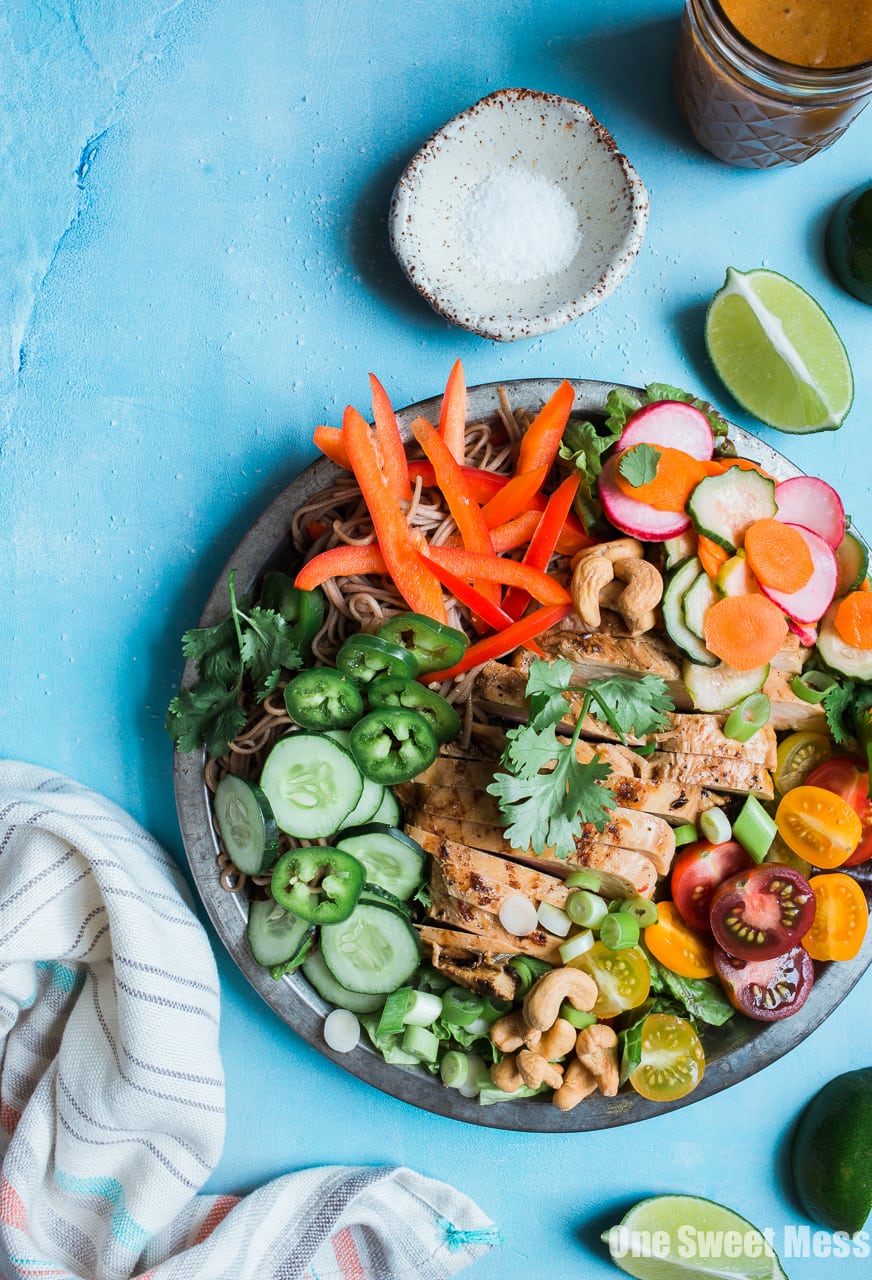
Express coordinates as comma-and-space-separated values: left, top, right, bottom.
438, 358, 467, 463
515, 381, 575, 475
313, 425, 352, 470
834, 591, 872, 648
614, 445, 708, 513
424, 603, 574, 682
697, 534, 727, 580
480, 466, 549, 528
369, 374, 412, 503
702, 457, 775, 480
703, 594, 789, 670
422, 546, 571, 605
295, 543, 387, 590
744, 518, 814, 593
487, 511, 543, 553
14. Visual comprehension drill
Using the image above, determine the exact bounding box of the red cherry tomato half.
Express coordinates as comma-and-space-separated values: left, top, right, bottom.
713, 944, 814, 1021
806, 756, 872, 866
670, 840, 753, 936
709, 865, 816, 961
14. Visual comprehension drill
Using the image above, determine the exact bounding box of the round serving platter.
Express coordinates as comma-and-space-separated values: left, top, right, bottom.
173, 377, 872, 1132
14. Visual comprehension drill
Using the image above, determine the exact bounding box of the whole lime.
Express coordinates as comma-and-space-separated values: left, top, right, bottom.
826, 183, 872, 306
790, 1066, 872, 1234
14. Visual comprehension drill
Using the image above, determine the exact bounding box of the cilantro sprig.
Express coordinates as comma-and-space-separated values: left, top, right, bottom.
822, 676, 872, 796
166, 570, 303, 756
618, 443, 660, 488
486, 658, 673, 857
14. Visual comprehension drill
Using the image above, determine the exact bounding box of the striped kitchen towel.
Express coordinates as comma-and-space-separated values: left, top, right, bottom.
0, 762, 498, 1280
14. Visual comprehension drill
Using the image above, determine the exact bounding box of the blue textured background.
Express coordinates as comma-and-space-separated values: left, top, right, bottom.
3, 1, 871, 1276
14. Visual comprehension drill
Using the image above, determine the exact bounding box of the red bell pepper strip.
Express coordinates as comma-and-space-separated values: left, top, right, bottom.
342, 404, 447, 622
421, 545, 571, 606
407, 460, 507, 504
480, 466, 549, 529
438, 358, 467, 464
515, 380, 575, 476
480, 511, 542, 554
501, 474, 581, 621
369, 374, 412, 503
295, 543, 387, 591
423, 603, 574, 682
418, 556, 516, 633
313, 425, 352, 470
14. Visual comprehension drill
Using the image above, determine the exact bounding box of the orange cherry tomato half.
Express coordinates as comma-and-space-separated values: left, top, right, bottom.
775, 785, 863, 868
806, 757, 872, 866
643, 901, 715, 979
803, 873, 869, 961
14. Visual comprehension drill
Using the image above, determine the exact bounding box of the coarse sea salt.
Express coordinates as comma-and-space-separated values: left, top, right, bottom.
458, 167, 582, 285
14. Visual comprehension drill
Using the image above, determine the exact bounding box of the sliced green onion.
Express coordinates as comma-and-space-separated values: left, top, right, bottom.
724, 692, 771, 742
508, 955, 552, 996
700, 807, 733, 845
402, 990, 443, 1027
790, 670, 838, 704
559, 1003, 597, 1031
559, 929, 595, 964
401, 1024, 440, 1063
673, 823, 699, 848
537, 900, 572, 937
566, 890, 608, 929
732, 794, 777, 864
376, 986, 412, 1037
564, 869, 604, 891
441, 986, 485, 1027
599, 912, 640, 950
479, 996, 513, 1024
611, 895, 658, 927
440, 1049, 472, 1089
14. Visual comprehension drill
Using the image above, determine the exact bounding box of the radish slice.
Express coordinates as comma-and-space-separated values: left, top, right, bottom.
774, 476, 845, 550
616, 400, 714, 461
598, 454, 691, 541
758, 524, 837, 624
787, 618, 818, 647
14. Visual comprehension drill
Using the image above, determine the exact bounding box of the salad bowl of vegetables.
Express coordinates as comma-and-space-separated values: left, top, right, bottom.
172, 370, 872, 1131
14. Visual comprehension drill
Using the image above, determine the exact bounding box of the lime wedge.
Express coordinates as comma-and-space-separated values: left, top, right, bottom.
602, 1194, 787, 1280
705, 267, 853, 433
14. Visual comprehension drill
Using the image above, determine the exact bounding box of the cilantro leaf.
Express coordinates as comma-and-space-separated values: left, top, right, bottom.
502, 722, 565, 779
238, 606, 302, 689
558, 409, 625, 532
588, 674, 673, 739
823, 679, 856, 745
165, 684, 247, 757
488, 746, 615, 857
618, 444, 661, 488
525, 656, 576, 730
181, 616, 239, 685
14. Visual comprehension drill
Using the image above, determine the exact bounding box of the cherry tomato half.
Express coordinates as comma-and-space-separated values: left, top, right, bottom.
628, 1013, 706, 1102
776, 785, 863, 868
670, 840, 753, 936
713, 944, 814, 1021
803, 873, 869, 961
709, 865, 816, 961
643, 901, 715, 979
571, 941, 650, 1019
806, 757, 872, 866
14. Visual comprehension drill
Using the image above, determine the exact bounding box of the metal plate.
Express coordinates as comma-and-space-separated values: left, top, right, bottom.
173, 377, 872, 1131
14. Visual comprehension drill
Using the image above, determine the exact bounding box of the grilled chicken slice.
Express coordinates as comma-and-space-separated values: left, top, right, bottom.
645, 750, 774, 799
417, 827, 573, 912
429, 865, 563, 962
763, 670, 828, 733
653, 718, 776, 769
416, 926, 520, 1000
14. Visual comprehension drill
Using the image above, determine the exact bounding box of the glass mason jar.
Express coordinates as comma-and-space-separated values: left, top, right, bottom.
674, 0, 872, 168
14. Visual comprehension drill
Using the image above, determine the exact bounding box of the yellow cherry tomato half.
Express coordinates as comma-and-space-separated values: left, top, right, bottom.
571, 941, 650, 1019
629, 1013, 706, 1102
643, 900, 715, 980
803, 873, 869, 961
776, 785, 863, 868
774, 731, 832, 795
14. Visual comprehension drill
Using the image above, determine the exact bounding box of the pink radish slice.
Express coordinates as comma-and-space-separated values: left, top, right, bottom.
787, 618, 818, 647
774, 475, 845, 550
616, 400, 714, 461
758, 524, 837, 625
598, 454, 691, 541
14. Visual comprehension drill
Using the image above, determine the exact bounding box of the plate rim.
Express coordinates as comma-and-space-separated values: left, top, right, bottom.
173, 376, 872, 1133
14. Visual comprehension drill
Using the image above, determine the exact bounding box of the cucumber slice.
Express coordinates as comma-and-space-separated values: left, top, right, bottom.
682, 570, 720, 641
336, 825, 426, 900
817, 602, 872, 679
260, 733, 364, 839
320, 901, 421, 994
662, 558, 719, 666
683, 659, 770, 712
213, 775, 280, 874
717, 551, 758, 597
338, 776, 385, 829
688, 468, 777, 552
247, 898, 314, 968
302, 948, 386, 1013
359, 882, 414, 919
367, 788, 402, 828
664, 531, 698, 571
835, 531, 869, 596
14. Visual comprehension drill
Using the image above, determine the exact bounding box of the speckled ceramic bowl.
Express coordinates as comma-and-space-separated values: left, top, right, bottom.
389, 88, 649, 341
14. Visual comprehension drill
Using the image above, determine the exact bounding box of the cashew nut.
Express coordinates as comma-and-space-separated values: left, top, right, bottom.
552, 1058, 598, 1111
612, 558, 663, 636
522, 967, 598, 1032
490, 1011, 542, 1054
575, 1023, 620, 1097
490, 1055, 523, 1093
571, 538, 644, 568
537, 1017, 578, 1063
517, 1048, 564, 1091
571, 555, 615, 629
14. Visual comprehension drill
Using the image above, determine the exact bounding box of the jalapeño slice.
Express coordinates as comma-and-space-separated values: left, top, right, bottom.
284, 667, 365, 730
270, 846, 365, 924
376, 611, 468, 675
349, 707, 438, 784
260, 573, 325, 657
367, 674, 462, 743
336, 634, 419, 685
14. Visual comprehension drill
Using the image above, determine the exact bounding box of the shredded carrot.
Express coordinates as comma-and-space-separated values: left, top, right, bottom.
702, 457, 775, 480
480, 466, 549, 528
306, 520, 329, 542
703, 594, 789, 670
861, 578, 872, 592
313, 425, 351, 470
744, 518, 814, 594
515, 380, 575, 475
614, 445, 708, 513
834, 591, 872, 649
438, 358, 467, 463
696, 534, 727, 580
483, 511, 542, 554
